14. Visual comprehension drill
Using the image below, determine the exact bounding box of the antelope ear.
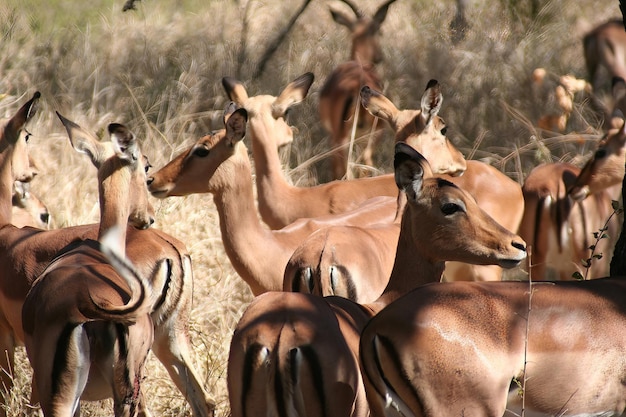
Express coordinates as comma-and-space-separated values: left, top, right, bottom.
420, 79, 443, 127
273, 72, 314, 118
57, 111, 107, 167
5, 92, 40, 144
360, 86, 397, 123
222, 76, 249, 105
225, 105, 248, 146
108, 123, 139, 162
394, 142, 432, 200
372, 0, 396, 27
329, 5, 357, 29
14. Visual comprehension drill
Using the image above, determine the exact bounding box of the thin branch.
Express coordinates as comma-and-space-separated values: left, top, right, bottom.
236, 0, 255, 79
251, 0, 312, 81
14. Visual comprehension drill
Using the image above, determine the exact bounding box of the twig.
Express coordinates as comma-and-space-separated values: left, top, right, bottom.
251, 0, 313, 81
345, 91, 361, 180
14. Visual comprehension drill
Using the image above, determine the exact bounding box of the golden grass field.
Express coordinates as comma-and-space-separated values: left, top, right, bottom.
0, 0, 622, 415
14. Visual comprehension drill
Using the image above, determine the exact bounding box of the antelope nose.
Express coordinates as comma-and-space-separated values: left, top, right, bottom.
146, 177, 154, 186
512, 240, 526, 253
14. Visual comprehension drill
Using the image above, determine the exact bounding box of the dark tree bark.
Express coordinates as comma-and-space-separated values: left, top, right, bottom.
610, 163, 626, 275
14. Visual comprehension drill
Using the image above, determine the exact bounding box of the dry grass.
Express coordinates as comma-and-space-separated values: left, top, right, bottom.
0, 0, 621, 415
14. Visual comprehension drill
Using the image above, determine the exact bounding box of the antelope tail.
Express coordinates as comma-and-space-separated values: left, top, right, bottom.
283, 346, 328, 417
91, 226, 171, 321
239, 343, 328, 417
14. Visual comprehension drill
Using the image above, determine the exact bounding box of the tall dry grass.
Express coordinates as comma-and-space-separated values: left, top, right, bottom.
0, 0, 620, 415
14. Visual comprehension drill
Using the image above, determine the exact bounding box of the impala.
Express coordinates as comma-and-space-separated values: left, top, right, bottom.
283, 82, 525, 300
222, 75, 480, 231
360, 83, 525, 282
359, 274, 626, 416
222, 73, 399, 230
227, 143, 527, 417
12, 180, 51, 228
284, 220, 402, 303
147, 103, 421, 295
23, 117, 168, 416
583, 18, 626, 92
0, 100, 214, 417
11, 154, 52, 228
518, 115, 626, 280
319, 0, 397, 180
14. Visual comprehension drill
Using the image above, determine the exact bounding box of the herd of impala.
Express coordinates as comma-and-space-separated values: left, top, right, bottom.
3, 1, 626, 416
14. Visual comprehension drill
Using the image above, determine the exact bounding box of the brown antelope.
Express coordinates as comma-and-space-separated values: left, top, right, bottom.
282, 82, 525, 301
223, 75, 481, 232
227, 143, 527, 417
283, 221, 402, 303
359, 275, 626, 416
12, 180, 51, 228
147, 102, 434, 295
583, 18, 626, 92
319, 0, 397, 180
0, 100, 214, 417
11, 154, 52, 229
360, 83, 525, 282
22, 116, 168, 416
518, 116, 626, 280
222, 73, 399, 230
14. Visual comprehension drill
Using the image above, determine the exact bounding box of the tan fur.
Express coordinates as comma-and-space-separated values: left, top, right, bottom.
147, 104, 397, 295
360, 279, 626, 417
519, 118, 626, 280
0, 102, 213, 417
358, 82, 524, 282
22, 116, 162, 416
319, 0, 397, 180
12, 180, 51, 229
222, 73, 398, 230
282, 81, 525, 301
227, 143, 526, 417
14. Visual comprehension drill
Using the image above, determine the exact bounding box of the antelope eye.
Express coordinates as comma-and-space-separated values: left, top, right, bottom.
441, 126, 448, 135
193, 147, 210, 157
441, 202, 462, 215
595, 148, 607, 159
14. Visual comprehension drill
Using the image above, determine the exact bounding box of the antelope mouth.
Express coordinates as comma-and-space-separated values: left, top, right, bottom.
498, 258, 524, 269
149, 188, 171, 199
